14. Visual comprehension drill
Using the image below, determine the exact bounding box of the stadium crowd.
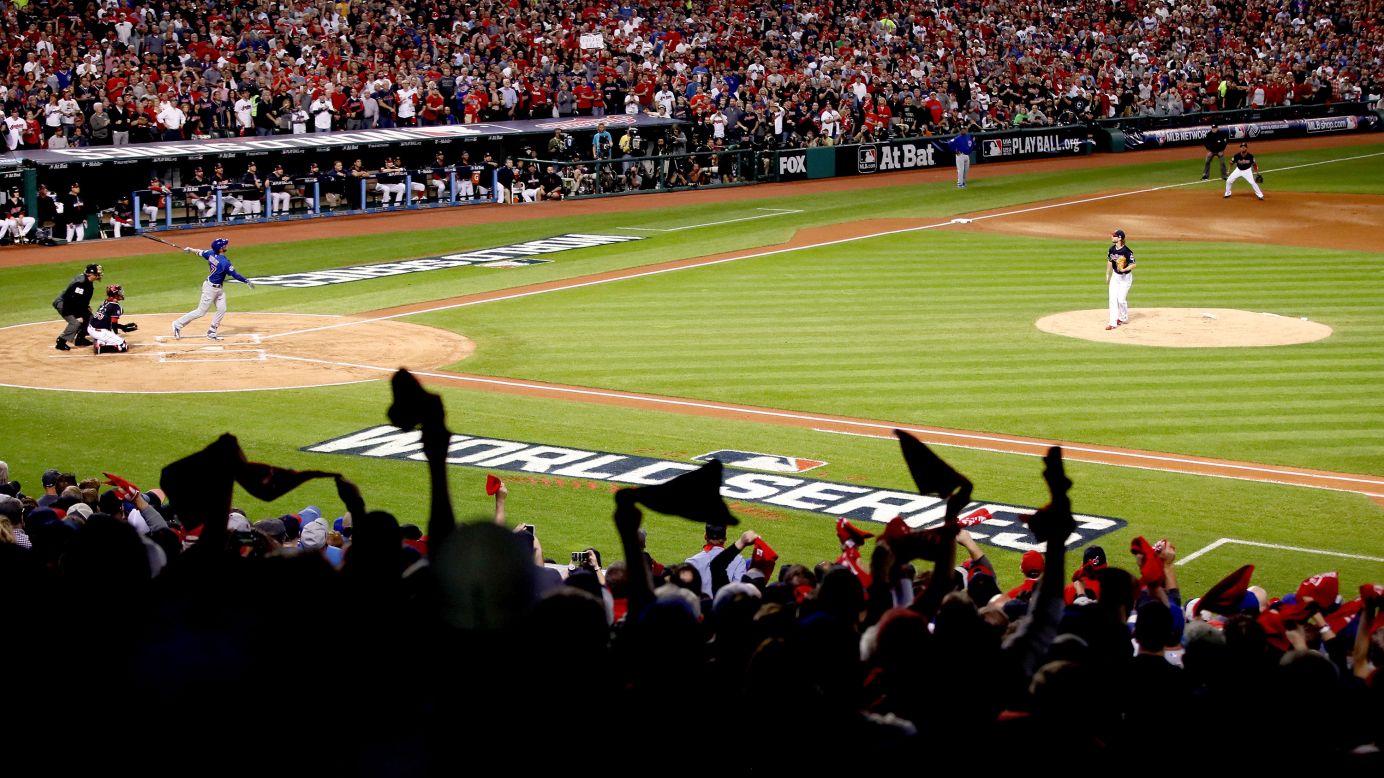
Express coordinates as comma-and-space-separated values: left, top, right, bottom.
2, 370, 1380, 770
1, 0, 1380, 156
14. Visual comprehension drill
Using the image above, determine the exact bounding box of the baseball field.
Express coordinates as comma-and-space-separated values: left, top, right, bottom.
3, 134, 1382, 597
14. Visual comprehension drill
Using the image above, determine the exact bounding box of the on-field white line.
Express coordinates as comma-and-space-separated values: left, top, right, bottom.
1176, 538, 1233, 566
0, 378, 377, 394
1177, 537, 1384, 566
619, 208, 804, 232
264, 148, 1384, 343
262, 354, 1384, 496
811, 428, 1384, 498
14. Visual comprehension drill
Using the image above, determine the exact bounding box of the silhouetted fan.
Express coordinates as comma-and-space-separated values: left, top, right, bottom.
387, 368, 440, 430
894, 429, 968, 497
616, 459, 739, 525
161, 433, 334, 533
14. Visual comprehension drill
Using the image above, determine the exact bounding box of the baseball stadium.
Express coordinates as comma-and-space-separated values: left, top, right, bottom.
2, 0, 1383, 769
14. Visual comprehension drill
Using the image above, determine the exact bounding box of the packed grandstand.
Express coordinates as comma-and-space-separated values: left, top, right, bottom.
2, 0, 1379, 152
2, 1, 1382, 769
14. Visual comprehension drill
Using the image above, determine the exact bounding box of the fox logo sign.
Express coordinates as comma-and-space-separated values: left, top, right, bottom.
695, 450, 827, 473
779, 153, 807, 175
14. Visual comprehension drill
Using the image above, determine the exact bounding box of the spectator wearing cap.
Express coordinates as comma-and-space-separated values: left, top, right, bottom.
0, 494, 27, 548
685, 523, 747, 597
37, 469, 64, 507
1007, 549, 1045, 601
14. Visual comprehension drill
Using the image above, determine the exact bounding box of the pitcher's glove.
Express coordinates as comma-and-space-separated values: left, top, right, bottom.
1254, 173, 1264, 184
120, 322, 139, 332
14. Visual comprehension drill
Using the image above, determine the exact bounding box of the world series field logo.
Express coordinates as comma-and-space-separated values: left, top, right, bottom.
304, 427, 1128, 552
248, 233, 643, 287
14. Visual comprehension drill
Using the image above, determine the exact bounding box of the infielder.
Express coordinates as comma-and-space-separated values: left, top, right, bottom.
88, 284, 137, 354
1105, 229, 1135, 330
948, 128, 974, 188
172, 237, 254, 340
1224, 142, 1264, 199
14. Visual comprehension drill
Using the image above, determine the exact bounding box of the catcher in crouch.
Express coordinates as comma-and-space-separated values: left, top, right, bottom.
1105, 229, 1135, 330
88, 284, 138, 353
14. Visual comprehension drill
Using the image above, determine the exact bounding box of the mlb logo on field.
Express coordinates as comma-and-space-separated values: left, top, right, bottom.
695, 450, 827, 473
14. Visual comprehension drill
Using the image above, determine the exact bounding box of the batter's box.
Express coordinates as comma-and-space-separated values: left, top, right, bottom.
157, 348, 267, 364
153, 333, 263, 344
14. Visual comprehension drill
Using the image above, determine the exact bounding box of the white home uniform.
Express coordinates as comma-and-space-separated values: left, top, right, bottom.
1106, 232, 1135, 329
1224, 146, 1264, 199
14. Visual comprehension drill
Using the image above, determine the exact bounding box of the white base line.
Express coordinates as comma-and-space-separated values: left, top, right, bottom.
1178, 537, 1384, 566
810, 428, 1384, 498
262, 150, 1384, 343
619, 207, 805, 232
263, 353, 1384, 497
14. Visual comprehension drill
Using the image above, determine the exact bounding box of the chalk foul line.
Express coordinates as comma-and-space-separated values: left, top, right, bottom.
1178, 537, 1384, 566
262, 353, 1384, 499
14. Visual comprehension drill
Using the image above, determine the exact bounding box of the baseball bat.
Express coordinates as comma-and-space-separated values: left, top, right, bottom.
139, 233, 189, 251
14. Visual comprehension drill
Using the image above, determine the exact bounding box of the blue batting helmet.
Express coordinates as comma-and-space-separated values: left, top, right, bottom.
211, 237, 229, 253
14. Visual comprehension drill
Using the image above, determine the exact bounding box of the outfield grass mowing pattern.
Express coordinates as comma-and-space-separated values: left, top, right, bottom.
2, 141, 1380, 600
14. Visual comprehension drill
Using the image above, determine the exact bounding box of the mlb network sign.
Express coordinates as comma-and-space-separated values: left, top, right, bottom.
249, 234, 641, 287
305, 427, 1127, 552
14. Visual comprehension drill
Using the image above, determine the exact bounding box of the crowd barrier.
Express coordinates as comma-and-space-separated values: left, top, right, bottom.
516, 147, 761, 199
131, 169, 501, 232
1, 102, 1378, 241
1094, 101, 1379, 150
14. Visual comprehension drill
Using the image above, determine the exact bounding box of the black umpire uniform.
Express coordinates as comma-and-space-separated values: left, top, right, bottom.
53, 263, 102, 350
1201, 123, 1229, 179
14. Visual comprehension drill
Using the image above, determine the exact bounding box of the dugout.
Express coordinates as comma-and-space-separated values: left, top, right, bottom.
10, 114, 684, 232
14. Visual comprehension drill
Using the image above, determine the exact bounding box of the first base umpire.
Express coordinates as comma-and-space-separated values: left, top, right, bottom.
53, 263, 102, 351
1201, 122, 1228, 180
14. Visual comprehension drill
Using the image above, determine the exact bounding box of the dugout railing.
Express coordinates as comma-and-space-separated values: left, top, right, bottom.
514, 147, 764, 200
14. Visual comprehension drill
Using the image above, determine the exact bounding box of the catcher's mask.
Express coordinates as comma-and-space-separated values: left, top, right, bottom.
106, 284, 124, 300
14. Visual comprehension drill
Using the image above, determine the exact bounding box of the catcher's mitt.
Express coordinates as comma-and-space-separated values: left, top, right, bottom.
1254, 173, 1264, 184
121, 322, 139, 332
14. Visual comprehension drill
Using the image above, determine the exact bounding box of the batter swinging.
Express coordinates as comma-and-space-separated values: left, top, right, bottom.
172, 237, 254, 340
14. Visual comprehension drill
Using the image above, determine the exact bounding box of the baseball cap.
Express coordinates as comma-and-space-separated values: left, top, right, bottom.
85, 263, 103, 278
1112, 229, 1126, 239
42, 468, 62, 487
1020, 549, 1044, 577
253, 517, 287, 542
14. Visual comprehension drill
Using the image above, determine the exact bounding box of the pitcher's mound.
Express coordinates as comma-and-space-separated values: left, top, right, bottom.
2, 312, 474, 393
1036, 308, 1332, 347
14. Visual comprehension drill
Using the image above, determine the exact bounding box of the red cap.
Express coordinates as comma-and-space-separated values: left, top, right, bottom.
752, 537, 778, 564
485, 474, 503, 496
1020, 550, 1044, 577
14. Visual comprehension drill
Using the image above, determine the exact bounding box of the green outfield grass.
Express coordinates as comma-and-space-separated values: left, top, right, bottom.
0, 380, 1377, 597
3, 140, 1381, 600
